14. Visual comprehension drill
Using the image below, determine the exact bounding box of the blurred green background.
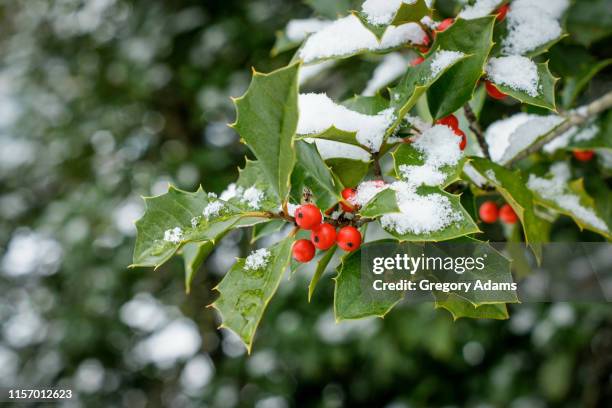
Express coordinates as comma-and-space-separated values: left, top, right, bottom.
0, 0, 611, 407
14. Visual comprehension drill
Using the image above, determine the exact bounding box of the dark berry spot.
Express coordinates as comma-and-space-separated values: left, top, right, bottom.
314, 237, 319, 243
348, 242, 353, 247
297, 213, 303, 218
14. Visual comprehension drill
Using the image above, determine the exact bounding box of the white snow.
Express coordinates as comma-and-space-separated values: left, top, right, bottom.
164, 227, 183, 243
362, 0, 416, 25
486, 56, 539, 97
203, 201, 225, 219
398, 125, 463, 187
399, 164, 446, 186
298, 93, 395, 152
381, 181, 462, 235
351, 181, 389, 206
299, 15, 426, 63
241, 186, 264, 210
485, 113, 564, 163
485, 169, 499, 184
528, 163, 608, 232
245, 248, 271, 270
459, 0, 504, 20
512, 0, 570, 19
430, 50, 465, 78
502, 1, 564, 55
190, 216, 201, 227
363, 53, 409, 96
500, 116, 564, 163
311, 139, 372, 162
220, 183, 243, 201
413, 125, 463, 168
286, 18, 331, 42
574, 124, 599, 142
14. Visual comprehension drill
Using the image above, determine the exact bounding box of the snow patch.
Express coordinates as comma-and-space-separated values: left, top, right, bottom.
299, 15, 426, 63
352, 181, 389, 207
528, 163, 608, 232
286, 19, 331, 42
241, 187, 264, 210
245, 248, 271, 270
430, 50, 465, 78
459, 0, 504, 20
362, 0, 416, 25
500, 116, 564, 163
502, 1, 564, 55
486, 56, 539, 97
164, 227, 183, 244
203, 201, 225, 219
298, 93, 395, 152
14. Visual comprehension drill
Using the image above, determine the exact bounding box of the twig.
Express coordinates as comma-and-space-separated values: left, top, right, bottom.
463, 104, 490, 160
507, 90, 612, 166
372, 152, 383, 178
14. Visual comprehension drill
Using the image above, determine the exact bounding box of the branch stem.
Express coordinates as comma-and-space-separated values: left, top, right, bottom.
463, 104, 490, 160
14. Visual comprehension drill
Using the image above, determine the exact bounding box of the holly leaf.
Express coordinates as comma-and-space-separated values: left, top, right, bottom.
389, 48, 470, 131
326, 157, 371, 188
309, 245, 337, 301
334, 240, 404, 320
427, 16, 496, 120
355, 0, 432, 40
566, 0, 612, 47
291, 141, 342, 210
183, 241, 215, 294
342, 94, 391, 114
489, 62, 558, 111
296, 126, 361, 148
132, 186, 209, 268
392, 143, 468, 188
305, 0, 352, 19
251, 220, 286, 243
235, 159, 283, 212
211, 236, 294, 352
562, 59, 612, 109
470, 158, 549, 259
232, 63, 299, 203
435, 293, 509, 320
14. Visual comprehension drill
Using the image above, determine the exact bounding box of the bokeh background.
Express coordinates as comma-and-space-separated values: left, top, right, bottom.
0, 0, 611, 407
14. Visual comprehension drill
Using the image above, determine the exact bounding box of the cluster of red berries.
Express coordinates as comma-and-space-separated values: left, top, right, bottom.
436, 114, 467, 151
291, 196, 363, 263
479, 201, 518, 225
410, 4, 512, 103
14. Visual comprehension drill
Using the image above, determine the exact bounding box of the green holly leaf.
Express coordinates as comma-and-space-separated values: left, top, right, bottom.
427, 17, 496, 120
296, 126, 361, 148
435, 293, 509, 320
334, 240, 404, 320
305, 0, 352, 19
309, 245, 337, 302
182, 241, 215, 294
132, 186, 209, 268
211, 236, 294, 352
234, 159, 283, 212
251, 220, 286, 244
291, 141, 342, 210
272, 31, 301, 56
361, 186, 480, 242
326, 157, 371, 188
392, 143, 468, 188
470, 158, 549, 259
232, 63, 299, 203
562, 59, 612, 109
566, 0, 612, 47
342, 94, 391, 114
389, 48, 470, 131
355, 0, 432, 40
489, 62, 558, 111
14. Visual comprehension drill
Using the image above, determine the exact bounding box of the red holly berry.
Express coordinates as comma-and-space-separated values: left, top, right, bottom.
311, 223, 337, 250
436, 114, 459, 131
458, 131, 467, 151
485, 81, 508, 100
437, 18, 454, 32
337, 226, 362, 252
295, 204, 322, 230
496, 4, 510, 22
293, 239, 316, 263
573, 150, 595, 162
340, 188, 357, 212
411, 56, 425, 67
421, 33, 431, 47
499, 204, 518, 225
479, 201, 499, 224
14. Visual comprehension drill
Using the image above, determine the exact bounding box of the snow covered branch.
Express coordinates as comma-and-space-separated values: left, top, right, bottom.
507, 91, 612, 165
